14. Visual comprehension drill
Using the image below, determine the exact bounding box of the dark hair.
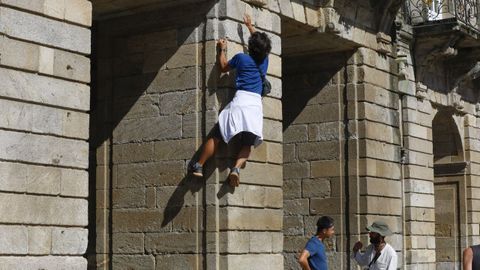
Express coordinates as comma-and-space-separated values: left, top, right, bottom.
316, 216, 334, 233
248, 32, 272, 63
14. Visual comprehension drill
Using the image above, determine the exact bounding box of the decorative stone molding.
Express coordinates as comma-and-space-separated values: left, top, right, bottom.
377, 32, 392, 54
448, 91, 465, 111
416, 82, 428, 100
243, 0, 267, 7
396, 51, 408, 80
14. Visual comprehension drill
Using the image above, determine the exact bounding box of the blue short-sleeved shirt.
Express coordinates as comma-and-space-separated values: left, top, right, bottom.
305, 236, 328, 270
227, 53, 269, 95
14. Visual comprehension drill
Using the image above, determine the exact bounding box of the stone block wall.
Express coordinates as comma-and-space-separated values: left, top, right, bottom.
282, 51, 349, 269
0, 0, 91, 269
92, 0, 283, 269
350, 45, 404, 266
92, 3, 211, 268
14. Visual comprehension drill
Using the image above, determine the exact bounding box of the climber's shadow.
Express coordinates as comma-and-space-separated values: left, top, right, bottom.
161, 129, 245, 227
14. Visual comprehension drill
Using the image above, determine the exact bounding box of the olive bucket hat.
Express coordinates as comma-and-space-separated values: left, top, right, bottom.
366, 221, 393, 237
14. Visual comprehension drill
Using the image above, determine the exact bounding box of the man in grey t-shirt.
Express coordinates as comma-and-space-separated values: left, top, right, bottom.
352, 221, 397, 270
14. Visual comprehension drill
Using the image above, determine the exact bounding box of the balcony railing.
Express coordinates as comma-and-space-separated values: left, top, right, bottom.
406, 0, 480, 32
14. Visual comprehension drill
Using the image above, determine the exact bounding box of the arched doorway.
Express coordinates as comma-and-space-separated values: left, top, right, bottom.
432, 109, 465, 270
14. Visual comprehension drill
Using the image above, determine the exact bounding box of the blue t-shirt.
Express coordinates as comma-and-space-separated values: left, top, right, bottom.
227, 53, 269, 95
305, 236, 328, 270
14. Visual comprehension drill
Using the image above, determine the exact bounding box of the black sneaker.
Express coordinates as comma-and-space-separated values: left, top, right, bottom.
191, 162, 203, 177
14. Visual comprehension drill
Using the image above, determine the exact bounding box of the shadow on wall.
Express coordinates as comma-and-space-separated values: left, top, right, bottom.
282, 52, 353, 131
89, 0, 258, 266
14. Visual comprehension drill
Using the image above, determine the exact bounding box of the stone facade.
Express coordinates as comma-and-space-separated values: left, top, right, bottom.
2, 0, 480, 269
0, 0, 91, 269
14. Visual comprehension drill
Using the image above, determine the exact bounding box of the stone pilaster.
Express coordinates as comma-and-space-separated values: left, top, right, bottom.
0, 0, 92, 268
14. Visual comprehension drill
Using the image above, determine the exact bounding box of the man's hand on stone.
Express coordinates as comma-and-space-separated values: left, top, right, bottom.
243, 14, 252, 27
217, 38, 227, 51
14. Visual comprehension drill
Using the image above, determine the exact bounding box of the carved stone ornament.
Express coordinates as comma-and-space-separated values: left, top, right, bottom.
396, 51, 408, 80
448, 90, 464, 111
377, 32, 392, 54
244, 0, 267, 7
415, 82, 428, 100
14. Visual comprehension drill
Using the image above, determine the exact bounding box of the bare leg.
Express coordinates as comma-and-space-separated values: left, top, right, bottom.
234, 145, 251, 168
198, 137, 220, 166
229, 145, 251, 187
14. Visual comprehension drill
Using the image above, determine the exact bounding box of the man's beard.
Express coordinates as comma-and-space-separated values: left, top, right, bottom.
370, 235, 382, 245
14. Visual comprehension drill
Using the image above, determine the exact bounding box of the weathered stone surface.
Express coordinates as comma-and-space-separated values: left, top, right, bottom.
145, 232, 198, 253
263, 119, 283, 142
284, 162, 310, 179
284, 199, 309, 215
219, 231, 282, 253
360, 177, 401, 198
310, 197, 342, 215
308, 122, 340, 142
0, 225, 28, 254
0, 256, 87, 270
297, 141, 339, 161
0, 99, 89, 139
156, 254, 198, 270
112, 233, 144, 254
115, 161, 185, 189
53, 49, 91, 83
284, 124, 308, 143
220, 254, 283, 270
360, 196, 402, 215
283, 215, 304, 236
156, 186, 197, 208
0, 68, 90, 111
241, 162, 282, 186
112, 142, 155, 164
302, 178, 331, 198
0, 7, 91, 54
0, 194, 87, 226
311, 160, 341, 177
159, 90, 198, 115
112, 255, 155, 270
112, 209, 170, 233
28, 226, 52, 255
1, 0, 92, 26
220, 207, 282, 231
222, 185, 282, 208
64, 0, 92, 26
0, 130, 88, 168
51, 227, 88, 255
113, 115, 182, 143
112, 188, 146, 208
0, 35, 39, 72
0, 161, 87, 196
146, 67, 199, 93
153, 138, 196, 161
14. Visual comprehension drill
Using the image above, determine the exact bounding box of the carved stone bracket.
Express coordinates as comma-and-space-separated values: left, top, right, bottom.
243, 0, 267, 7
396, 51, 409, 80
416, 82, 428, 100
377, 32, 392, 54
448, 91, 465, 111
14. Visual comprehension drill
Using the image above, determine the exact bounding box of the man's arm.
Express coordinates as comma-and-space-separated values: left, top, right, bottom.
352, 242, 371, 266
244, 14, 256, 34
298, 249, 312, 270
464, 247, 473, 270
217, 38, 230, 73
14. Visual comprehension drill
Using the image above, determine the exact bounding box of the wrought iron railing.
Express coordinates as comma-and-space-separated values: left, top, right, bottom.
405, 0, 480, 31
